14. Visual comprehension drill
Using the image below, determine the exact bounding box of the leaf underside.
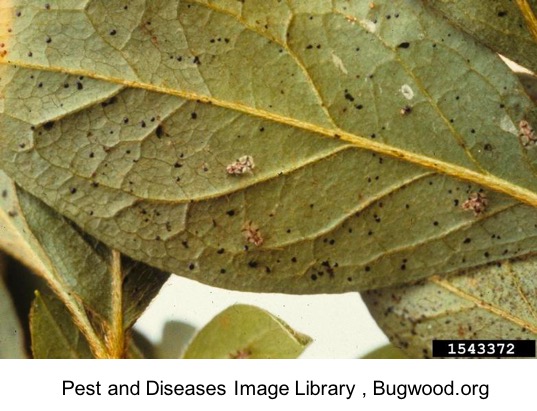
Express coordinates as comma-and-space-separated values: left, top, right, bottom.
0, 170, 169, 358
183, 304, 311, 359
362, 255, 537, 358
0, 0, 536, 294
425, 0, 537, 74
0, 254, 28, 358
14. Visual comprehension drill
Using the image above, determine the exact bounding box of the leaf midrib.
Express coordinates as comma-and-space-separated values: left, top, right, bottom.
2, 59, 537, 209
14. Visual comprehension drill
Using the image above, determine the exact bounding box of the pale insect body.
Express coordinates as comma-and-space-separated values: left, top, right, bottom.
519, 120, 536, 148
226, 155, 255, 175
461, 192, 488, 216
242, 221, 264, 247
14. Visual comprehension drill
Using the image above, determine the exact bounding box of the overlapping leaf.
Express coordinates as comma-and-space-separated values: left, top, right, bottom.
425, 0, 537, 73
362, 256, 537, 358
0, 170, 169, 358
0, 254, 27, 358
183, 304, 311, 359
1, 1, 537, 294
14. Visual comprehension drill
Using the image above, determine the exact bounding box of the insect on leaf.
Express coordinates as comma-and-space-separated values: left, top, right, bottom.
0, 1, 537, 294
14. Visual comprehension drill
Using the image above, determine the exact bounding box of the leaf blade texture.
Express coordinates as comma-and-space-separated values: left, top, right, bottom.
424, 0, 537, 73
362, 256, 537, 358
0, 254, 28, 358
183, 304, 311, 359
0, 1, 537, 293
0, 170, 169, 358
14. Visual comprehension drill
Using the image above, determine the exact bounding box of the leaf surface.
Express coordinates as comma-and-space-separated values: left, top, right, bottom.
30, 290, 94, 359
0, 254, 27, 358
1, 1, 537, 293
183, 304, 311, 359
361, 344, 408, 359
362, 256, 537, 358
0, 170, 169, 358
425, 0, 537, 73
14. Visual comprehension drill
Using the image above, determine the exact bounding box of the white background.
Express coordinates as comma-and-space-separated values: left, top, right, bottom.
134, 275, 389, 358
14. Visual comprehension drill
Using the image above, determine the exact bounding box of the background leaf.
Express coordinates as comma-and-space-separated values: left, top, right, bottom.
0, 170, 169, 358
30, 290, 93, 359
1, 1, 537, 295
0, 253, 28, 358
183, 304, 311, 359
425, 0, 537, 73
361, 344, 408, 359
362, 256, 537, 358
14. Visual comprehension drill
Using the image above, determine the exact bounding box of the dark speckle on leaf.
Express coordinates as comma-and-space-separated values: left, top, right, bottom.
397, 42, 410, 49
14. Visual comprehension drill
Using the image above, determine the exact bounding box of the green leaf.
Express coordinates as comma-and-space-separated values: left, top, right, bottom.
0, 254, 28, 358
183, 304, 311, 359
0, 170, 169, 358
361, 344, 408, 359
30, 290, 93, 359
30, 290, 150, 359
362, 256, 537, 358
424, 0, 537, 73
519, 72, 537, 103
1, 1, 537, 293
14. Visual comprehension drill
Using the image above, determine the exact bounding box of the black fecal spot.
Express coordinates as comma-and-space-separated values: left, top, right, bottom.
365, 266, 371, 272
355, 104, 364, 110
101, 97, 117, 108
189, 263, 195, 270
141, 120, 146, 128
123, 117, 129, 124
220, 268, 226, 274
45, 4, 50, 9
248, 260, 258, 268
453, 199, 459, 206
45, 36, 52, 44
497, 11, 508, 17
311, 274, 318, 281
217, 248, 225, 254
484, 252, 490, 258
463, 238, 472, 244
344, 90, 355, 102
347, 277, 353, 282
19, 143, 26, 149
291, 257, 297, 263
329, 239, 335, 245
1, 189, 7, 198
226, 209, 235, 217
259, 127, 265, 132
91, 182, 99, 188
8, 210, 17, 218
306, 44, 313, 49
397, 42, 410, 49
76, 81, 83, 90
191, 112, 197, 119
181, 240, 189, 249
368, 230, 373, 236
433, 221, 439, 226
156, 125, 163, 138
265, 266, 271, 274
70, 187, 77, 194
43, 121, 55, 131
109, 29, 117, 36
174, 162, 182, 168
484, 143, 493, 151
192, 56, 201, 65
